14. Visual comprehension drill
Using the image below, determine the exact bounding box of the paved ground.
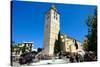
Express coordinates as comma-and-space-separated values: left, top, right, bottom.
12, 58, 70, 66
12, 62, 20, 67
31, 59, 70, 65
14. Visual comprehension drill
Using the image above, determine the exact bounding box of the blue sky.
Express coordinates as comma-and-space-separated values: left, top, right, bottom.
12, 1, 96, 48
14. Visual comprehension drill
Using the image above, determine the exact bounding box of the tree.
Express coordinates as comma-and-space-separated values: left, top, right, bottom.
11, 42, 17, 52
37, 48, 42, 53
86, 8, 97, 53
83, 43, 88, 51
21, 45, 29, 54
54, 40, 59, 55
11, 44, 17, 52
54, 31, 62, 55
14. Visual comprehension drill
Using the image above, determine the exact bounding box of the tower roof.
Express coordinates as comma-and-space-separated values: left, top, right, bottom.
50, 4, 57, 12
45, 4, 60, 14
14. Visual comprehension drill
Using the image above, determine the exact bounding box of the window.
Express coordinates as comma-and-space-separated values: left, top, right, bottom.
54, 11, 58, 20
54, 15, 55, 19
54, 11, 55, 16
56, 16, 57, 20
54, 11, 56, 19
56, 13, 57, 16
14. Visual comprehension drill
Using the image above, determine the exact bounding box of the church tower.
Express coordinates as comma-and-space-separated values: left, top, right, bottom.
43, 5, 60, 56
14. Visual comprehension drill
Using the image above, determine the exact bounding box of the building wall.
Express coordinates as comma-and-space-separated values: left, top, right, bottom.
43, 6, 60, 56
12, 42, 34, 56
43, 5, 82, 56
60, 34, 82, 53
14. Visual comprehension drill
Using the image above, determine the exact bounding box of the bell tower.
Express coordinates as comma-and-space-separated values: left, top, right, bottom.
43, 5, 60, 56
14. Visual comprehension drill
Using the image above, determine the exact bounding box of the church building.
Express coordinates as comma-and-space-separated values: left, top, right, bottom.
43, 5, 82, 56
43, 5, 60, 56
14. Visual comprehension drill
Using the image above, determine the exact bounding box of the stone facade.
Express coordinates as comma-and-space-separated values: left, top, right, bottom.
43, 5, 83, 56
12, 42, 34, 56
43, 5, 60, 56
60, 34, 82, 53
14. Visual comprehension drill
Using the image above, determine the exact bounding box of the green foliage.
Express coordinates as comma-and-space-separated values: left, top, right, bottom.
54, 40, 59, 54
37, 48, 42, 53
54, 31, 62, 55
83, 43, 88, 51
21, 45, 29, 54
86, 8, 97, 52
11, 44, 17, 52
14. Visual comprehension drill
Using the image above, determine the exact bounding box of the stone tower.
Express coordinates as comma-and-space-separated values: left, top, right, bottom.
43, 5, 60, 56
